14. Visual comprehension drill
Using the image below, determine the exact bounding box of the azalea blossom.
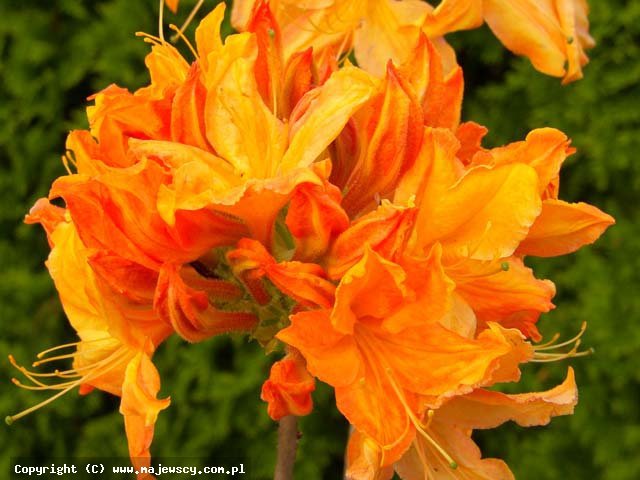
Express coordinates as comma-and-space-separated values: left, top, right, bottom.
232, 0, 594, 82
9, 2, 613, 479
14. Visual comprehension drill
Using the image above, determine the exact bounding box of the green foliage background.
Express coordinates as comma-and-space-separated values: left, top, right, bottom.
1, 0, 638, 478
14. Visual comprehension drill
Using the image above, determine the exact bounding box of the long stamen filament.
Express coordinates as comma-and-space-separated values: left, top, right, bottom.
136, 31, 164, 46
532, 322, 592, 362
12, 378, 79, 391
533, 332, 561, 349
32, 353, 77, 366
535, 322, 587, 351
159, 0, 166, 42
384, 367, 457, 470
6, 349, 130, 425
168, 24, 198, 59
36, 338, 115, 361
170, 0, 205, 44
6, 379, 83, 425
531, 349, 594, 363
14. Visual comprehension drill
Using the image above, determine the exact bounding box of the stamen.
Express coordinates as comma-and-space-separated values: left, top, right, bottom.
533, 332, 561, 349
6, 348, 130, 424
383, 367, 457, 469
32, 353, 77, 367
532, 324, 594, 362
535, 322, 587, 351
36, 341, 82, 358
7, 379, 85, 425
159, 0, 166, 42
168, 24, 198, 59
36, 337, 110, 359
531, 349, 594, 363
170, 0, 205, 44
12, 378, 78, 391
135, 31, 164, 47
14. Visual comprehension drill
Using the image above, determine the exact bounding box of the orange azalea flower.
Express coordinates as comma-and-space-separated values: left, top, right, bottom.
46, 3, 381, 345
233, 0, 594, 83
326, 42, 613, 337
232, 0, 459, 77
465, 128, 615, 257
346, 368, 578, 479
261, 350, 315, 420
278, 248, 533, 466
483, 0, 594, 84
327, 126, 554, 340
56, 3, 377, 258
10, 200, 172, 474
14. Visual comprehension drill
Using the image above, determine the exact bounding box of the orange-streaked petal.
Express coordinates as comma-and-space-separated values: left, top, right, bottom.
170, 63, 211, 152
283, 66, 378, 171
327, 202, 417, 280
247, 0, 283, 113
395, 420, 514, 480
195, 3, 226, 71
394, 127, 462, 209
352, 0, 426, 77
87, 85, 169, 167
277, 309, 363, 389
397, 35, 463, 131
455, 121, 488, 166
261, 350, 315, 420
437, 368, 578, 429
281, 48, 314, 119
345, 429, 394, 480
120, 352, 170, 478
331, 247, 411, 334
423, 0, 484, 37
138, 43, 189, 99
414, 154, 541, 260
204, 44, 287, 179
397, 128, 542, 260
451, 256, 555, 341
517, 199, 615, 257
285, 179, 349, 262
470, 128, 574, 196
88, 251, 158, 305
483, 0, 594, 83
51, 160, 248, 270
341, 62, 424, 216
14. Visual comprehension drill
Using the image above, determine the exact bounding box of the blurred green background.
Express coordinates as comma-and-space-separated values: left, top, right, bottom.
1, 0, 638, 478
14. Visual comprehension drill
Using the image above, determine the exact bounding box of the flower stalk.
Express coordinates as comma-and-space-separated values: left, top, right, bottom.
275, 415, 299, 480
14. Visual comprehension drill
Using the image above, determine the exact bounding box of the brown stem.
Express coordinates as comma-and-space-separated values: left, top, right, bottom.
274, 415, 299, 480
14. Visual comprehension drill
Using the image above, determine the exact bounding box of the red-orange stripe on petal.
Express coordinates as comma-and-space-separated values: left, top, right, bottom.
341, 62, 424, 216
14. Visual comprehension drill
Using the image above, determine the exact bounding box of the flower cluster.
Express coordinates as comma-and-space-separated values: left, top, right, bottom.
10, 1, 613, 479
